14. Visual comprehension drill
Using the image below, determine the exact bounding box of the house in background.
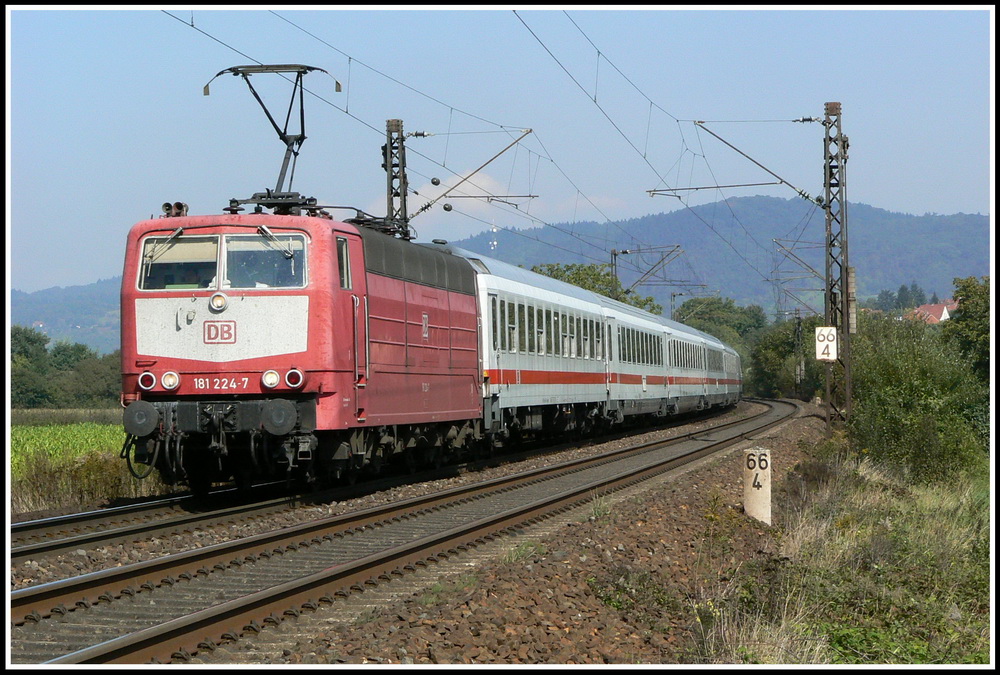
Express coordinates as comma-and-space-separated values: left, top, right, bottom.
906, 299, 959, 324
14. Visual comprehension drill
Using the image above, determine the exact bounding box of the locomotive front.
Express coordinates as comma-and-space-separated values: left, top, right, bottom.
120, 211, 334, 493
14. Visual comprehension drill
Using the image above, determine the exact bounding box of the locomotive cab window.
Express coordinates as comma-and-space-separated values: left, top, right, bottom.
336, 237, 351, 289
225, 234, 307, 289
139, 235, 218, 290
138, 231, 307, 291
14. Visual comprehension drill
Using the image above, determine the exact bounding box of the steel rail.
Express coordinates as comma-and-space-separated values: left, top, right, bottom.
10, 401, 777, 625
12, 400, 795, 663
10, 405, 756, 562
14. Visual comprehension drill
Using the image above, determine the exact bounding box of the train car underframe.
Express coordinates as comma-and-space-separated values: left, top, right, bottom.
122, 391, 739, 495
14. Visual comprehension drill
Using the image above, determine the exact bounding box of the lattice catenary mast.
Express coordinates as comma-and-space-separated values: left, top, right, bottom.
822, 101, 855, 426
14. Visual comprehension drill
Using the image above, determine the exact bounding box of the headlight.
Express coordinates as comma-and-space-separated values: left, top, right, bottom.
209, 292, 229, 312
138, 371, 157, 391
261, 370, 281, 388
161, 371, 180, 390
285, 369, 304, 388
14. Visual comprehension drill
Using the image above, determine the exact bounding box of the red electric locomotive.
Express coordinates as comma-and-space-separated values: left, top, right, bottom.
120, 205, 484, 493
120, 65, 486, 493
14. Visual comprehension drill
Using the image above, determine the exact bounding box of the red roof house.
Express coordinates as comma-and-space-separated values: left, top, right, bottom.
906, 299, 958, 324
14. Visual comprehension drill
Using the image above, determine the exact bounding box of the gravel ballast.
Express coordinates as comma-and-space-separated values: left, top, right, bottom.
194, 401, 828, 665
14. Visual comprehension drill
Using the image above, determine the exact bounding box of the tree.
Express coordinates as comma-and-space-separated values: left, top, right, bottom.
850, 312, 988, 481
673, 297, 767, 338
875, 289, 897, 312
53, 351, 121, 408
50, 341, 98, 371
11, 325, 51, 368
531, 263, 663, 314
930, 291, 940, 304
909, 282, 927, 308
11, 326, 54, 407
746, 314, 825, 399
941, 276, 990, 382
896, 284, 913, 310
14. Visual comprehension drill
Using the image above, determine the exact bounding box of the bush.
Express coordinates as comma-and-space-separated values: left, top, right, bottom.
848, 314, 989, 482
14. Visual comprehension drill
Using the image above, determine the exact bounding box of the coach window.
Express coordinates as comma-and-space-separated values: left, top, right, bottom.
545, 309, 552, 354
491, 296, 498, 351
517, 303, 526, 353
562, 312, 567, 355
536, 308, 544, 355
527, 305, 536, 353
574, 317, 581, 358
568, 313, 575, 357
336, 237, 351, 289
508, 302, 518, 353
568, 316, 575, 358
499, 300, 507, 352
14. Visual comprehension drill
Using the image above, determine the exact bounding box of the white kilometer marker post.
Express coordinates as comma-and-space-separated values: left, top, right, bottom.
743, 447, 771, 525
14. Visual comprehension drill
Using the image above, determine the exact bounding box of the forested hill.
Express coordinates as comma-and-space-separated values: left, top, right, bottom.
11, 276, 122, 355
10, 197, 990, 355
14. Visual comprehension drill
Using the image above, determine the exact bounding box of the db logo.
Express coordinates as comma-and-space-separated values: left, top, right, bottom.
204, 321, 237, 344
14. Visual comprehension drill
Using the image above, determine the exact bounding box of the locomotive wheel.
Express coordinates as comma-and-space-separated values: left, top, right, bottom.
183, 440, 217, 498
403, 450, 419, 475
188, 472, 213, 498
232, 457, 253, 492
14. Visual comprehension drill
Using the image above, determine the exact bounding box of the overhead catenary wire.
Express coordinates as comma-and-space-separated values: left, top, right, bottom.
164, 10, 782, 292
163, 10, 642, 273
520, 10, 823, 290
268, 11, 656, 258
208, 10, 649, 260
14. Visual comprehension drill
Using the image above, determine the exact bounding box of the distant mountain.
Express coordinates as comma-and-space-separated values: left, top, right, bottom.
9, 197, 989, 355
11, 277, 121, 355
455, 196, 989, 316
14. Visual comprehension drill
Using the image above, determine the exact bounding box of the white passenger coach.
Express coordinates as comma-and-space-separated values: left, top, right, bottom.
427, 243, 743, 441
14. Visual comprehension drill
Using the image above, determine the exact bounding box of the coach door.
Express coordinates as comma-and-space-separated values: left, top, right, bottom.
604, 314, 619, 401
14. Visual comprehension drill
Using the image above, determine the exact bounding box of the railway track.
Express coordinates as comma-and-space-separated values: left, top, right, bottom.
10, 406, 743, 568
10, 399, 795, 664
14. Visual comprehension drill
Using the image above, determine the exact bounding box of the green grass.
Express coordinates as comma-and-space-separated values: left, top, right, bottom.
691, 437, 991, 665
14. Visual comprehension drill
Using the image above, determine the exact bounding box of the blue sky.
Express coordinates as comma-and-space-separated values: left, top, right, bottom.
7, 7, 994, 293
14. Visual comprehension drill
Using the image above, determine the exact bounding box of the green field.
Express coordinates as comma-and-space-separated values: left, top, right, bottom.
10, 422, 124, 478
9, 412, 174, 512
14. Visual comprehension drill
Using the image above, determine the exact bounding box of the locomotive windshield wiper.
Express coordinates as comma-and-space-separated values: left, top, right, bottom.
141, 227, 184, 284
257, 224, 295, 259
